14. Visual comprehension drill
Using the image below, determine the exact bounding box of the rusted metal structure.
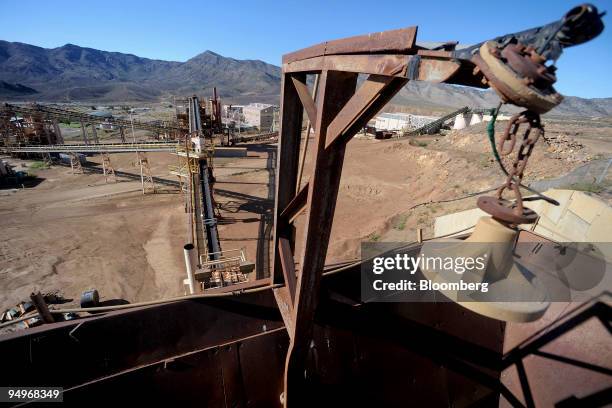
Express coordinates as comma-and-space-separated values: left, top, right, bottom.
0, 5, 608, 407
0, 103, 185, 146
174, 87, 224, 137
0, 105, 63, 147
101, 153, 117, 183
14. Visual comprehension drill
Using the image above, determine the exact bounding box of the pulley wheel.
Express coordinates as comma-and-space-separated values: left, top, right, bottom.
472, 41, 563, 114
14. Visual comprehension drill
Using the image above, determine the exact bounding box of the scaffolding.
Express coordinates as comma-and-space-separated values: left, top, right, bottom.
136, 152, 155, 194
69, 153, 83, 174
101, 153, 117, 183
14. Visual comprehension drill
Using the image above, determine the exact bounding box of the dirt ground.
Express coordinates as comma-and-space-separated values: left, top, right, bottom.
0, 145, 274, 311
1, 116, 610, 313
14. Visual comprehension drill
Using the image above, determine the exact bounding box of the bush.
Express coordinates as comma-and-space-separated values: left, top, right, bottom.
393, 214, 408, 230
29, 161, 49, 170
410, 139, 428, 147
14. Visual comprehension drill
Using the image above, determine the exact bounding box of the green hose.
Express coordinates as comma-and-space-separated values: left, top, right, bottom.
487, 103, 503, 168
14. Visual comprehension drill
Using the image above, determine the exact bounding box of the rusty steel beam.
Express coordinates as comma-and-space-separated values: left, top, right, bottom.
284, 70, 358, 405
277, 28, 454, 406
273, 287, 295, 339
278, 237, 297, 304
279, 182, 308, 223
271, 73, 305, 285
283, 54, 411, 77
290, 76, 317, 128
325, 74, 408, 149
282, 26, 417, 64
416, 56, 462, 83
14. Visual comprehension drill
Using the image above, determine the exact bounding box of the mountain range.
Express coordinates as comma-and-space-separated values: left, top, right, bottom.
1, 40, 611, 117
0, 41, 281, 104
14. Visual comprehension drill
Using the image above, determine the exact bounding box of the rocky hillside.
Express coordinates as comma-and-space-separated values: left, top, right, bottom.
0, 80, 38, 96
0, 41, 280, 103
1, 40, 610, 117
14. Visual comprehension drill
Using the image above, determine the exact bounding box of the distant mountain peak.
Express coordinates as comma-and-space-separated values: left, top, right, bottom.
187, 50, 229, 62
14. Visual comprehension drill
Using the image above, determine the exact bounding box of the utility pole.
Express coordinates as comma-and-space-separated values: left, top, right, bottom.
130, 110, 136, 143
130, 109, 140, 185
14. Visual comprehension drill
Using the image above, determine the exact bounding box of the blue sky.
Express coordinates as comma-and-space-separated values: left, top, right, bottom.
1, 0, 610, 98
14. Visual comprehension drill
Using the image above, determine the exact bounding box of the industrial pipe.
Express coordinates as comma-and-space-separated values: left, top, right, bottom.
183, 243, 199, 294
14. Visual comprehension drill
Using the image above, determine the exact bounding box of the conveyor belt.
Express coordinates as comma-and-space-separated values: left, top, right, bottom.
1, 141, 178, 153
404, 106, 470, 136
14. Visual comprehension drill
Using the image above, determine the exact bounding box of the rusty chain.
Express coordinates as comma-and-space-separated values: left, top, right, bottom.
498, 111, 543, 220
478, 110, 545, 225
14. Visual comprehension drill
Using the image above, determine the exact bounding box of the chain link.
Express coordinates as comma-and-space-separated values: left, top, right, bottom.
496, 110, 544, 217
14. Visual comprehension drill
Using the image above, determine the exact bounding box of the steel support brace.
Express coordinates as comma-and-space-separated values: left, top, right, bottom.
271, 73, 305, 287
274, 33, 423, 405
283, 70, 358, 404
275, 65, 410, 405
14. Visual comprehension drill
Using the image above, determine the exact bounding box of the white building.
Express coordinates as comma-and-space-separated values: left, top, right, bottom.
242, 103, 276, 131
375, 112, 439, 132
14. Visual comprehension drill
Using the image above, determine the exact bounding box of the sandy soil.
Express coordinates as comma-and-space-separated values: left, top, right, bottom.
0, 145, 274, 311
0, 154, 185, 310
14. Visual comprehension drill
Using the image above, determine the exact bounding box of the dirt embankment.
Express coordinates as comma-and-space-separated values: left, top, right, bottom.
292, 119, 612, 263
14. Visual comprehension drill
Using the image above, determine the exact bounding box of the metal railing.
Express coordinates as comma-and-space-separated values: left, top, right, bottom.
201, 248, 249, 287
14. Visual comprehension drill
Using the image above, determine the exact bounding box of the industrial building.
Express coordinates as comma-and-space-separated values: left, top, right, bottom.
375, 112, 439, 132
242, 103, 276, 131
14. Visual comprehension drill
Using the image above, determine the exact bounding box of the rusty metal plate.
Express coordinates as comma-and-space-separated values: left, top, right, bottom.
478, 196, 538, 225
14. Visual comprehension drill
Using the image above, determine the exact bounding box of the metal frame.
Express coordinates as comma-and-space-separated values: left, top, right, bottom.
136, 151, 156, 194
270, 25, 509, 404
